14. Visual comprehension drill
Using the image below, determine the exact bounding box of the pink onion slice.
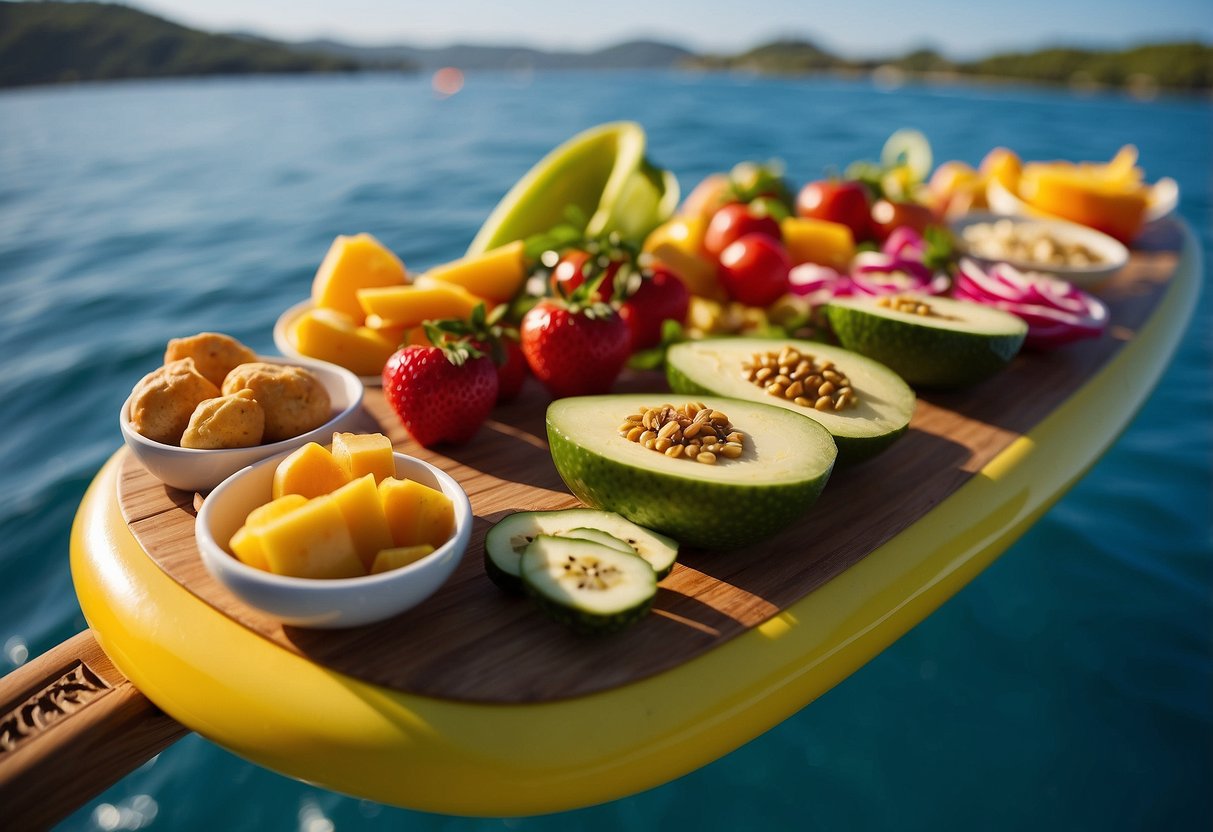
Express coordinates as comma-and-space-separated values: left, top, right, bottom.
850, 251, 950, 296
954, 258, 1107, 349
788, 263, 852, 304
882, 226, 927, 259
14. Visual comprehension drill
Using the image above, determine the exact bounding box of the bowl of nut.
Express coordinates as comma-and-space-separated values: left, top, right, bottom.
120, 332, 365, 492
950, 213, 1129, 288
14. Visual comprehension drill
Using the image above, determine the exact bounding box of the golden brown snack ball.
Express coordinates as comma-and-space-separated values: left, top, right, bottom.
129, 358, 221, 445
222, 362, 331, 443
181, 389, 265, 449
165, 332, 258, 388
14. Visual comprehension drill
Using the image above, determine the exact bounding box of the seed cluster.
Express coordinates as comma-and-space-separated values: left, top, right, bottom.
877, 295, 940, 317
562, 554, 623, 591
618, 402, 744, 465
740, 347, 857, 412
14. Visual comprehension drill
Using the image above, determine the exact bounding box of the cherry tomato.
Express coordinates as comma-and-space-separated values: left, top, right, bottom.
703, 203, 782, 258
619, 266, 691, 351
550, 250, 621, 299
869, 199, 937, 242
717, 234, 790, 307
796, 180, 872, 241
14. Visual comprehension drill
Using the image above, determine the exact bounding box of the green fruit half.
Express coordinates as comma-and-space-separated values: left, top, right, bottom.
521, 536, 656, 635
825, 294, 1027, 389
666, 338, 915, 464
467, 121, 678, 255
483, 508, 679, 593
547, 394, 836, 550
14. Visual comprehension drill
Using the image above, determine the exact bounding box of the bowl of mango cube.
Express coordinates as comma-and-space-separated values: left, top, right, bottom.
195, 432, 472, 628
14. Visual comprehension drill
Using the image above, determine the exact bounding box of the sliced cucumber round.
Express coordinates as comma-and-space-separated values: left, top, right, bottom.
881, 128, 933, 181
562, 527, 633, 554
665, 337, 914, 464
520, 535, 657, 635
484, 508, 679, 592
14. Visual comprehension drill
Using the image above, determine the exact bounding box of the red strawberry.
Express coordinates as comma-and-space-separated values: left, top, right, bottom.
618, 266, 690, 351
495, 338, 528, 402
382, 341, 498, 448
520, 299, 630, 398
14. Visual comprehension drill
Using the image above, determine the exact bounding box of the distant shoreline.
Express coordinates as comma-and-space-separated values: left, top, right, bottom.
1, 2, 1209, 93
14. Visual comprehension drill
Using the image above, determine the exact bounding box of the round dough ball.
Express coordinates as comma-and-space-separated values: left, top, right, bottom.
165, 332, 257, 388
181, 389, 265, 449
129, 358, 221, 445
222, 362, 331, 443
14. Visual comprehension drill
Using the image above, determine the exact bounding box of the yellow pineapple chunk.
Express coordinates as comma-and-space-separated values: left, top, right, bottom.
780, 217, 856, 271
257, 495, 365, 579
371, 545, 435, 574
379, 477, 455, 549
331, 432, 395, 483
229, 494, 308, 571
330, 474, 396, 570
355, 283, 479, 328
290, 307, 398, 377
312, 233, 407, 322
423, 241, 527, 303
272, 442, 351, 500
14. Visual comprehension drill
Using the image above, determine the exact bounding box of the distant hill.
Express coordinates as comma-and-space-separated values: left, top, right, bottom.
1, 1, 1208, 93
287, 37, 693, 71
0, 1, 361, 88
687, 38, 1213, 91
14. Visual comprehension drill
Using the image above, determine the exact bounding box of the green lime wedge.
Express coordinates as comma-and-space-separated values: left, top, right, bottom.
467, 121, 678, 255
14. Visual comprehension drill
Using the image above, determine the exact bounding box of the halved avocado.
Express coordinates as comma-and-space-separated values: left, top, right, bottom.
666, 338, 915, 464
467, 122, 678, 254
825, 294, 1027, 389
547, 395, 836, 550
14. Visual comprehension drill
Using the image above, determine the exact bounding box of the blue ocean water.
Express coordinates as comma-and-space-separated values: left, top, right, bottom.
0, 72, 1209, 830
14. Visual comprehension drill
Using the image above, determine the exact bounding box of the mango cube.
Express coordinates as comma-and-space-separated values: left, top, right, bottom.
331, 432, 395, 484
273, 442, 351, 500
257, 495, 365, 579
356, 283, 479, 328
379, 477, 455, 549
330, 474, 395, 570
312, 233, 407, 322
423, 240, 527, 303
371, 545, 435, 575
291, 308, 399, 377
229, 494, 308, 571
780, 217, 855, 271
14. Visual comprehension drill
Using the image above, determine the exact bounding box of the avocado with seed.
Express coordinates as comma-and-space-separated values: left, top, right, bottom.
666, 338, 915, 464
825, 294, 1027, 389
546, 394, 836, 550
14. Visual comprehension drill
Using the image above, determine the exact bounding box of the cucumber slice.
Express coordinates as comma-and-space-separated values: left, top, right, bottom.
562, 527, 634, 554
881, 128, 933, 181
520, 536, 657, 634
483, 508, 679, 592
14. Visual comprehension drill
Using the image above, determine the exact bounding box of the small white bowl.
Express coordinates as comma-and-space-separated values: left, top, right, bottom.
121, 354, 365, 493
985, 176, 1179, 225
950, 212, 1129, 288
274, 299, 383, 387
196, 452, 471, 628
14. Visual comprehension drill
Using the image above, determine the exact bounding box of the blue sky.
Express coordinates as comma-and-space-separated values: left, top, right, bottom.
138, 0, 1213, 55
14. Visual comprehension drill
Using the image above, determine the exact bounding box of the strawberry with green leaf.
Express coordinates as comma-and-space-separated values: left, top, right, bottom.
521, 274, 630, 398
382, 317, 499, 448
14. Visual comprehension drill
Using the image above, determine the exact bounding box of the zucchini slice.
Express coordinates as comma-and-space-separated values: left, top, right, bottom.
520, 536, 657, 634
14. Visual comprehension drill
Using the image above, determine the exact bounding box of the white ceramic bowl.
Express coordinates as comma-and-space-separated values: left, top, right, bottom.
985, 175, 1179, 226
274, 299, 383, 387
196, 452, 471, 628
121, 354, 365, 492
950, 212, 1130, 288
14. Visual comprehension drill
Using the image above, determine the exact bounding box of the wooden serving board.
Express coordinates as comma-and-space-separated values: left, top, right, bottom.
115, 224, 1181, 705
